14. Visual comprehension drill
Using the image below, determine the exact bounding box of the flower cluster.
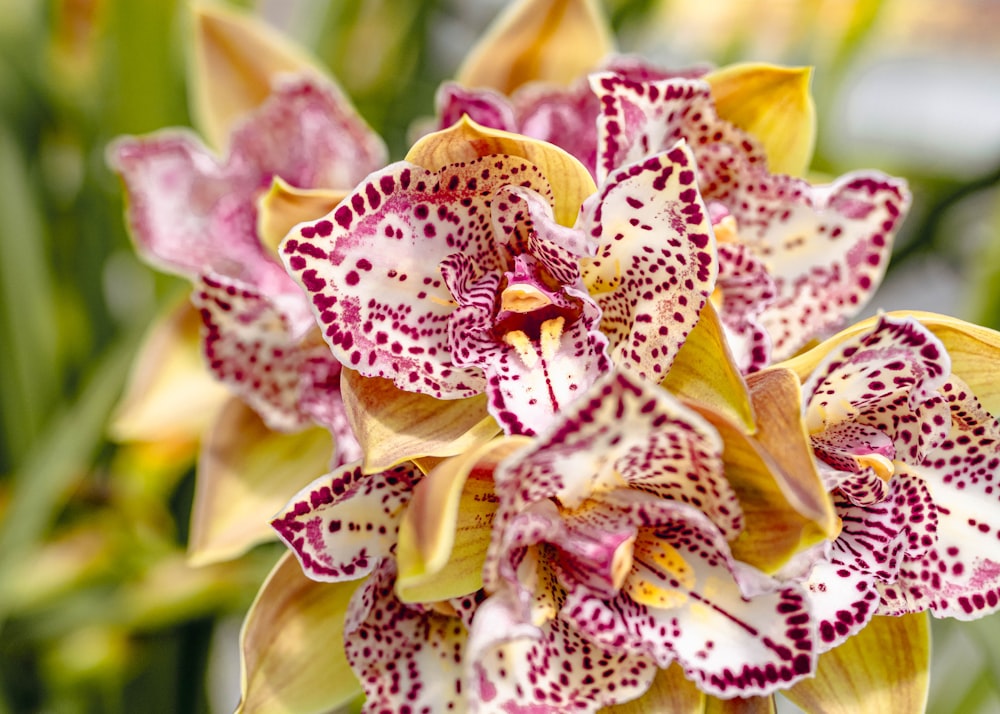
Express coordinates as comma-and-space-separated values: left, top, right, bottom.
110, 1, 1000, 712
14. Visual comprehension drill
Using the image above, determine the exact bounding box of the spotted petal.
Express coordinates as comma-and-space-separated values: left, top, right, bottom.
879, 377, 1000, 620
562, 504, 816, 698
579, 143, 718, 380
488, 369, 737, 536
271, 462, 420, 582
345, 560, 469, 713
110, 75, 386, 290
803, 315, 952, 466
282, 156, 562, 398
467, 591, 658, 713
192, 274, 352, 440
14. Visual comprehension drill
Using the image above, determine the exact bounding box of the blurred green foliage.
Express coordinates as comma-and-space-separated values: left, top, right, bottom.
0, 0, 997, 712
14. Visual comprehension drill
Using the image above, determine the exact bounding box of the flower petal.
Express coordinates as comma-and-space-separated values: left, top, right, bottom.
396, 438, 529, 602
237, 552, 362, 714
271, 462, 420, 582
257, 178, 346, 255
590, 73, 765, 186
109, 300, 229, 443
282, 155, 563, 398
780, 311, 1000, 418
346, 560, 469, 713
193, 274, 349, 436
467, 592, 657, 713
192, 4, 325, 149
704, 63, 816, 177
580, 143, 718, 379
188, 398, 334, 566
784, 613, 930, 714
456, 0, 613, 94
601, 663, 704, 713
340, 368, 499, 473
563, 509, 815, 698
879, 378, 1000, 620
406, 115, 597, 227
661, 301, 756, 433
691, 368, 837, 573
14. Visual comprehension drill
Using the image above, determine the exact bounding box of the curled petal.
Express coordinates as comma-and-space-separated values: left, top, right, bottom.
492, 370, 734, 531
803, 315, 952, 464
340, 369, 498, 473
271, 462, 420, 582
803, 559, 880, 654
237, 552, 362, 714
781, 311, 1000, 419
704, 63, 816, 177
714, 241, 777, 373
281, 156, 558, 398
457, 0, 613, 93
406, 116, 597, 227
189, 398, 334, 566
580, 143, 718, 379
396, 438, 529, 602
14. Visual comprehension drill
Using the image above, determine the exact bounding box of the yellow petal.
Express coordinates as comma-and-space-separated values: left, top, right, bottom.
188, 398, 333, 566
396, 437, 531, 602
705, 63, 816, 177
687, 368, 837, 573
661, 301, 756, 433
258, 177, 346, 256
705, 695, 776, 713
780, 310, 1000, 417
784, 613, 930, 714
191, 4, 325, 150
456, 0, 613, 93
602, 662, 704, 713
340, 368, 500, 474
404, 115, 597, 228
109, 300, 229, 444
238, 552, 363, 714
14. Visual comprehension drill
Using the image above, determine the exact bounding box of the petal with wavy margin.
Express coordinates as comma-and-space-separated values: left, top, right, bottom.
346, 560, 468, 713
271, 462, 420, 581
580, 144, 718, 379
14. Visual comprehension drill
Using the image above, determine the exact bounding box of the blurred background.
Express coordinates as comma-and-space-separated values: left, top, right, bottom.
0, 0, 998, 712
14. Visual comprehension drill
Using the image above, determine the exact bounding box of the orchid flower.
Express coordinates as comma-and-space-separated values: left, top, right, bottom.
281, 117, 718, 436
769, 313, 1000, 653
436, 0, 910, 372
108, 5, 388, 562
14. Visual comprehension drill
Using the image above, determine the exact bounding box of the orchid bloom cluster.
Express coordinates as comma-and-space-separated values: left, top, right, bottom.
109, 1, 1000, 712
